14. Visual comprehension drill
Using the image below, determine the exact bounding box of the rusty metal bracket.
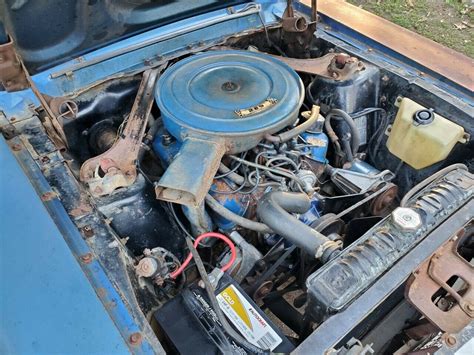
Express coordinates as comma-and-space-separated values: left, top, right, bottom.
268, 52, 363, 80
212, 46, 363, 81
0, 37, 28, 92
79, 68, 161, 197
405, 220, 474, 334
282, 0, 309, 32
17, 59, 69, 150
327, 53, 365, 80
0, 36, 73, 149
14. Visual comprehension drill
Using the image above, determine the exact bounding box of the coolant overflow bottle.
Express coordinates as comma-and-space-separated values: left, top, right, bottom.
386, 98, 468, 169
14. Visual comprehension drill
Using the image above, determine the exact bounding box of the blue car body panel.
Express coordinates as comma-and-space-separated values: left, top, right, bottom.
0, 0, 471, 353
0, 137, 130, 354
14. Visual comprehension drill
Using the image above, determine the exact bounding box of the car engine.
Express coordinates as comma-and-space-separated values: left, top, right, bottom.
3, 17, 473, 354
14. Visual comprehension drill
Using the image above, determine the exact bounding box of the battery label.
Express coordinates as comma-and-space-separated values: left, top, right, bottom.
217, 285, 282, 351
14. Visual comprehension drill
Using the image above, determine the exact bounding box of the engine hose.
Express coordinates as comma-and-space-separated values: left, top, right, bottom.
217, 163, 246, 185
341, 134, 354, 162
257, 191, 341, 261
265, 105, 320, 143
325, 108, 361, 156
400, 163, 467, 207
205, 194, 272, 234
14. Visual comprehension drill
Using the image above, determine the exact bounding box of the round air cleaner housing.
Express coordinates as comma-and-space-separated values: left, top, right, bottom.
154, 50, 304, 206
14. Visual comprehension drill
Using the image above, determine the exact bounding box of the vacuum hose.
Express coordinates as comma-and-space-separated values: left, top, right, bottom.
257, 191, 341, 262
325, 108, 361, 158
265, 105, 320, 143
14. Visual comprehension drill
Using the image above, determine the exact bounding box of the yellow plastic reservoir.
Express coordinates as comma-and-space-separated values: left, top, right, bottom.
386, 98, 467, 170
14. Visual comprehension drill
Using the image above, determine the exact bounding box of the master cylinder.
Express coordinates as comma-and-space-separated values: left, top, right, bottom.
386, 97, 468, 169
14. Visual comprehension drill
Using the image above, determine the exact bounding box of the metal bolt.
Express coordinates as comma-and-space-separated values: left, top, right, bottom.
162, 134, 173, 146
81, 225, 95, 239
80, 253, 93, 264
129, 332, 142, 345
10, 117, 16, 122
41, 156, 50, 163
445, 335, 456, 347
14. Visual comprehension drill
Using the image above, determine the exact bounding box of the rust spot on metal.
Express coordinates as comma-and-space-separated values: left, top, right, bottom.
80, 225, 95, 239
11, 143, 22, 151
96, 287, 107, 298
93, 186, 103, 194
405, 320, 440, 340
40, 156, 50, 164
41, 191, 57, 201
253, 280, 273, 302
80, 253, 93, 264
0, 38, 29, 92
129, 332, 142, 346
405, 220, 473, 334
9, 117, 16, 122
105, 300, 117, 310
69, 202, 93, 217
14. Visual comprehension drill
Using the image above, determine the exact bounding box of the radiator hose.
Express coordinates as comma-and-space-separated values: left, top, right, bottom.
257, 191, 341, 262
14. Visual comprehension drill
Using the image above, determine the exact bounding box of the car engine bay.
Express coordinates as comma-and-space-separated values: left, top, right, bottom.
2, 10, 473, 354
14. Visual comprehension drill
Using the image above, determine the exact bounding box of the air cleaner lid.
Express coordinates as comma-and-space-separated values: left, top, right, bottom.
156, 50, 304, 136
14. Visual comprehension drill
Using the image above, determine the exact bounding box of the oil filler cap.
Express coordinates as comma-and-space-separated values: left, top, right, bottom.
413, 109, 434, 125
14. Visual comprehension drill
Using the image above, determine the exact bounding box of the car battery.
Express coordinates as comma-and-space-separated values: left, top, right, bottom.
153, 273, 294, 354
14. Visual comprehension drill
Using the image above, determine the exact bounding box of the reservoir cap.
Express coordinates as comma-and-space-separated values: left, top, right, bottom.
413, 109, 434, 125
